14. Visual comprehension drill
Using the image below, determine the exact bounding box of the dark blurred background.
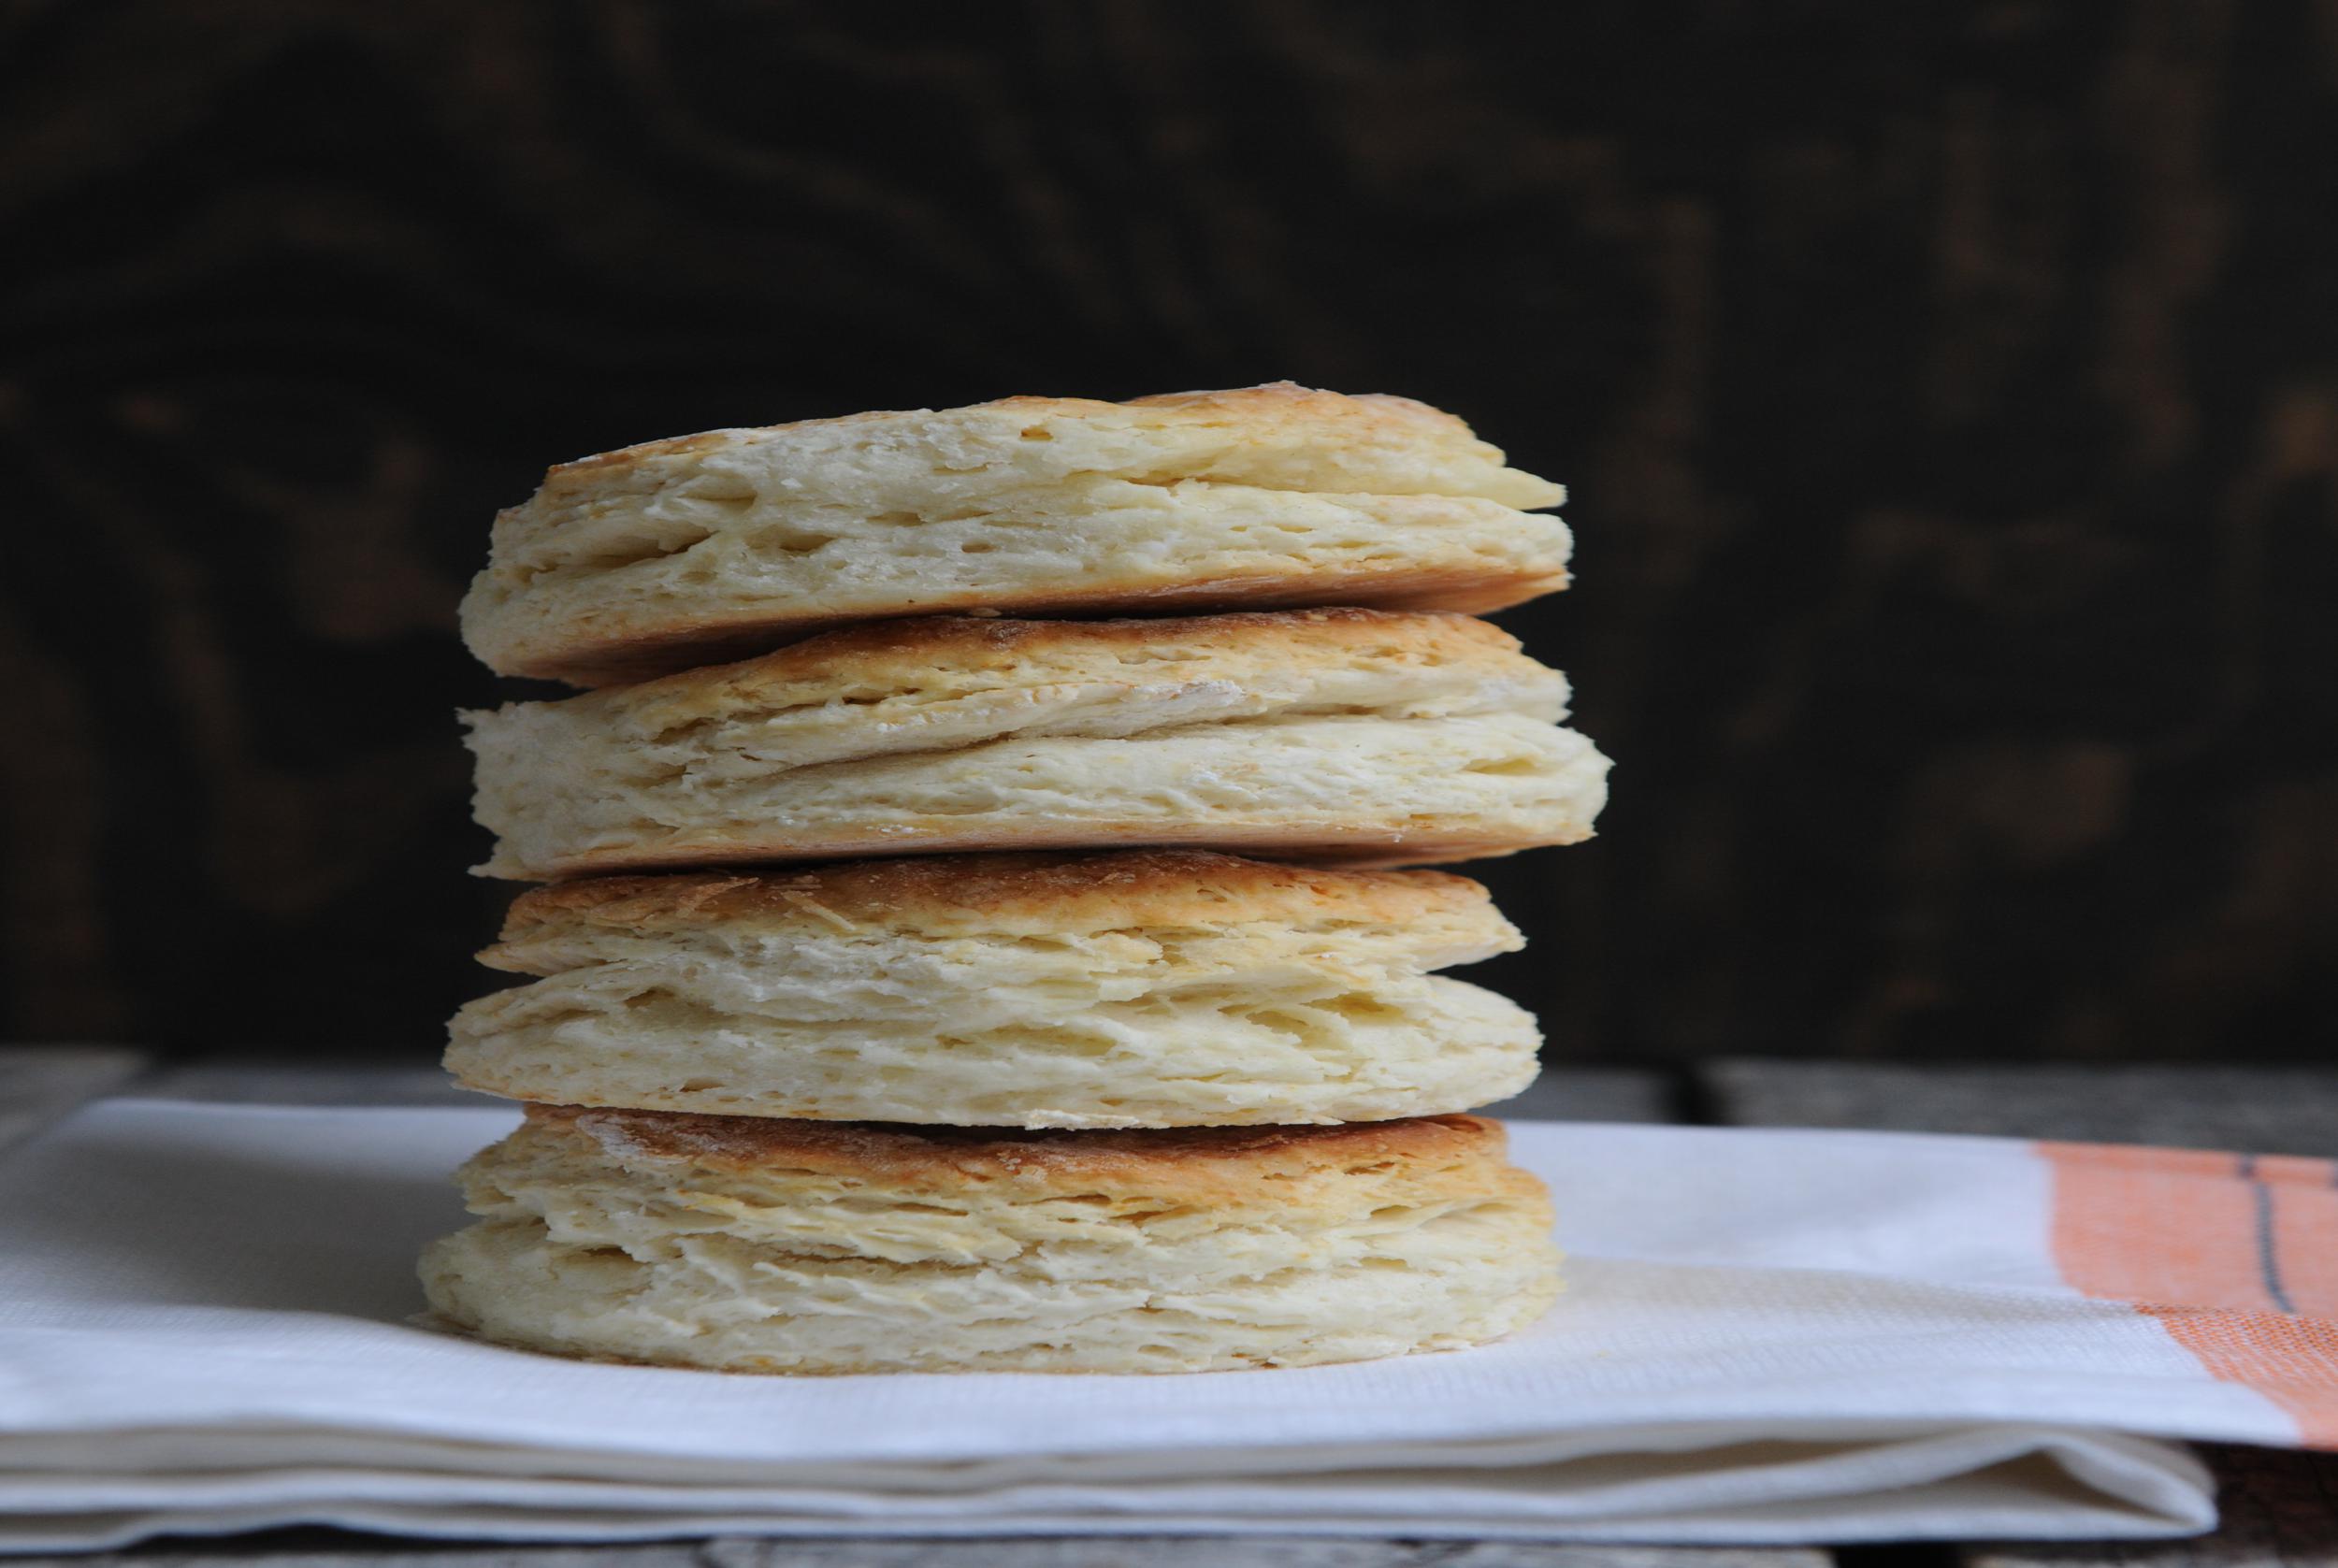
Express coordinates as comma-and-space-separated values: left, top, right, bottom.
4, 2, 2332, 1066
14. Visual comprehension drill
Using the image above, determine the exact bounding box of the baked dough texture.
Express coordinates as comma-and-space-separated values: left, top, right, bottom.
418, 1105, 1562, 1374
463, 609, 1611, 879
459, 383, 1572, 686
446, 851, 1539, 1128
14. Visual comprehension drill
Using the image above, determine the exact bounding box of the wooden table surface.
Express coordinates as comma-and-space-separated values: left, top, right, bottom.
3, 1046, 2333, 1568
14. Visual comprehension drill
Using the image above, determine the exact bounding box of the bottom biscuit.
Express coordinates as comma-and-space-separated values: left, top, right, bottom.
419, 1105, 1562, 1374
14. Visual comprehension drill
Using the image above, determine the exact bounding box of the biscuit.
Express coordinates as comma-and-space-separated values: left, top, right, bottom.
458, 383, 1571, 685
418, 1106, 1562, 1374
463, 609, 1611, 878
447, 851, 1539, 1128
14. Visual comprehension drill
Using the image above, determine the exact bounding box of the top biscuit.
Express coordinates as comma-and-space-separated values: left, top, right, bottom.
460, 383, 1570, 685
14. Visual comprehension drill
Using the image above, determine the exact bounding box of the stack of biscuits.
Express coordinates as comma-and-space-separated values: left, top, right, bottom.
420, 384, 1610, 1374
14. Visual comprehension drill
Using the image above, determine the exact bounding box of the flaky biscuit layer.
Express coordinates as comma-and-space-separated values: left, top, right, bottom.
464, 610, 1610, 879
450, 852, 1537, 1128
419, 1108, 1562, 1373
459, 383, 1571, 685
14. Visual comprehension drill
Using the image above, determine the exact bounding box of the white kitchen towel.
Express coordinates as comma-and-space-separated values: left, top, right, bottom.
0, 1100, 2331, 1551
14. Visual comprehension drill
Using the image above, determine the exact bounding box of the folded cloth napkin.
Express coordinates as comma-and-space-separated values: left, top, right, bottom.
1, 1100, 2331, 1551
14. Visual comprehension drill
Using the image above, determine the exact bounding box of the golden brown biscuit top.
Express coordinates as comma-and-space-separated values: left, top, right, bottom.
527, 1103, 1518, 1201
531, 382, 1537, 497
495, 850, 1495, 943
550, 607, 1539, 718
655, 604, 1523, 690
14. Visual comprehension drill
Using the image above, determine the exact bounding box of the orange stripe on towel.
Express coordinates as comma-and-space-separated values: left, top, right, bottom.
2041, 1142, 2338, 1447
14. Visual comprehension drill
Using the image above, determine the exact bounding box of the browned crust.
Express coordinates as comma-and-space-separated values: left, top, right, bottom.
1114, 382, 1466, 431
572, 606, 1533, 712
495, 850, 1493, 944
541, 427, 739, 478
533, 383, 1475, 493
498, 565, 1569, 688
489, 816, 1586, 883
526, 1102, 1514, 1194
